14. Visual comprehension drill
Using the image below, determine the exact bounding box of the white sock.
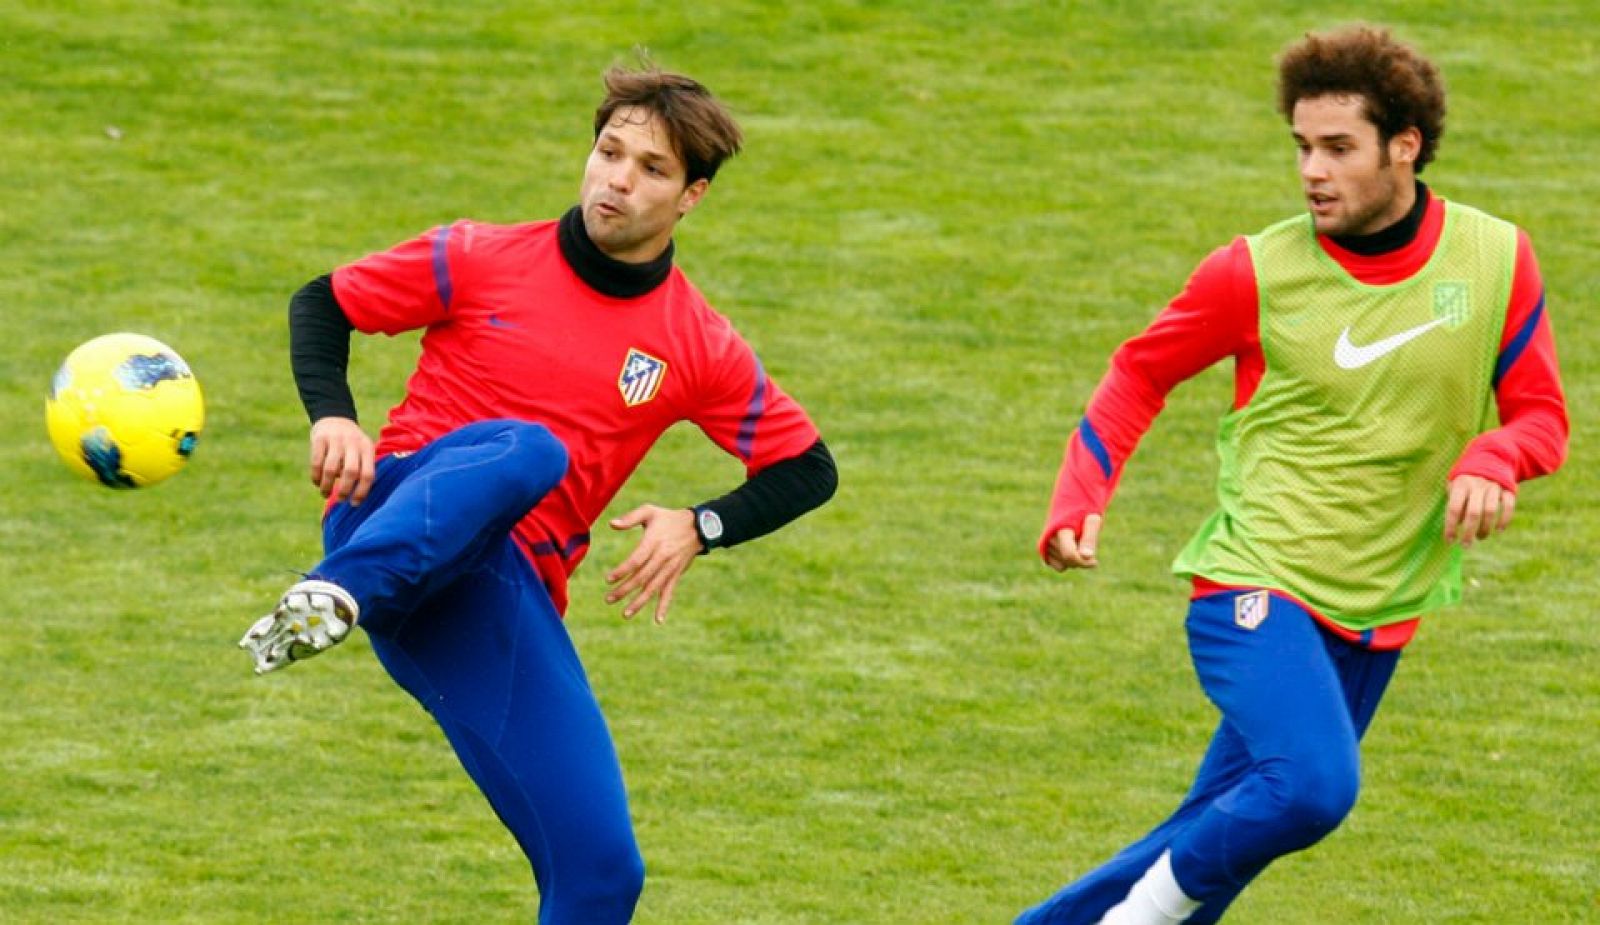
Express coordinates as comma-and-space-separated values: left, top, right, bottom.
1096, 851, 1201, 925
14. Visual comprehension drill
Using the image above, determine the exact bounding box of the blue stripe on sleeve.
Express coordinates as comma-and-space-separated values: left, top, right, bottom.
432, 222, 456, 311
1493, 292, 1544, 387
735, 356, 769, 462
1078, 418, 1113, 479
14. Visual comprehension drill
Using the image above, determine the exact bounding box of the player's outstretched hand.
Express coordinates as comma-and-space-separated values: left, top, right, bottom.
606, 505, 700, 624
309, 416, 376, 506
1044, 514, 1102, 571
1444, 474, 1515, 547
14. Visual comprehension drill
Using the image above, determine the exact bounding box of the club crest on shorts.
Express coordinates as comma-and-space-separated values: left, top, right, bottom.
1234, 590, 1271, 631
618, 348, 667, 407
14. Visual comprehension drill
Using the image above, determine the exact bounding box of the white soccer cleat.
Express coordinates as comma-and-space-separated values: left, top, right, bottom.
239, 579, 359, 675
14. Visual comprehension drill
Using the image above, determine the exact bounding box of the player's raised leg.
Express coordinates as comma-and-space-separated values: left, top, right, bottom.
240, 419, 568, 673
316, 419, 568, 623
368, 540, 644, 924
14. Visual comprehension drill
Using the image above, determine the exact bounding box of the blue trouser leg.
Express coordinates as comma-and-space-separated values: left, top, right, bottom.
1170, 594, 1400, 911
364, 542, 644, 924
314, 420, 643, 922
314, 419, 568, 630
1015, 723, 1256, 925
1017, 592, 1399, 925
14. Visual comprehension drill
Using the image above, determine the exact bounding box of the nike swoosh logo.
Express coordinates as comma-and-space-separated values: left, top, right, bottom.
1333, 317, 1449, 369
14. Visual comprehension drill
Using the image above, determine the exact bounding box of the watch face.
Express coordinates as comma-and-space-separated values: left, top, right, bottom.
697, 509, 724, 542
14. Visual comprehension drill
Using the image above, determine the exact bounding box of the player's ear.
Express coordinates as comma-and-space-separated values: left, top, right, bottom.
677, 178, 709, 217
1390, 125, 1422, 167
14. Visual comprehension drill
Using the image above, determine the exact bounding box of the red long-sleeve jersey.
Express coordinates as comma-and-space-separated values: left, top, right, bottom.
1041, 190, 1568, 648
334, 219, 821, 614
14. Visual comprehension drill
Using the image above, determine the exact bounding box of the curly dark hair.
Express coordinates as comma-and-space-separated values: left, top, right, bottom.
1277, 25, 1446, 172
594, 65, 743, 186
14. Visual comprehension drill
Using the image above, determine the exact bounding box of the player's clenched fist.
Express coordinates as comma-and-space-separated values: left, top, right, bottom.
1044, 513, 1102, 571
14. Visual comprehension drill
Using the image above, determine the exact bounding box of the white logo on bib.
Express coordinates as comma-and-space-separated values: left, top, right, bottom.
1333, 317, 1449, 370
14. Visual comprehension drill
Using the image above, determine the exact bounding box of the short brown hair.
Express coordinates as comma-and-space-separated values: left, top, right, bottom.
1277, 25, 1447, 172
593, 66, 743, 185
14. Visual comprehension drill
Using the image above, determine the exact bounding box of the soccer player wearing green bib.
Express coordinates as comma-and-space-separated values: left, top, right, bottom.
1020, 26, 1568, 925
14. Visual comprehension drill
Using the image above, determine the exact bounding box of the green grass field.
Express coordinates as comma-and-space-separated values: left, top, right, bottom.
2, 2, 1596, 921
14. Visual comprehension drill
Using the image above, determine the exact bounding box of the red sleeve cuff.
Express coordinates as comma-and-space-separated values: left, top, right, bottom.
1448, 438, 1519, 493
1038, 511, 1093, 562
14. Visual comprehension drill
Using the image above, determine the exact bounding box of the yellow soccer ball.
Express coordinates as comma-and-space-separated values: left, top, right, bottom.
45, 333, 205, 488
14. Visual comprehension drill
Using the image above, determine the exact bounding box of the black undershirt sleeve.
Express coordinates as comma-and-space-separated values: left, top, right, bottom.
693, 438, 838, 552
288, 274, 359, 424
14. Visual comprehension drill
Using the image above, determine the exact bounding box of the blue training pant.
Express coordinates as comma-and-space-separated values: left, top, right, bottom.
314, 419, 645, 924
1017, 589, 1400, 924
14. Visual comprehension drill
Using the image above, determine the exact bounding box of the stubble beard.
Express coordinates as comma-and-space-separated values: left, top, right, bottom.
1322, 169, 1408, 237
583, 204, 640, 255
1327, 198, 1390, 237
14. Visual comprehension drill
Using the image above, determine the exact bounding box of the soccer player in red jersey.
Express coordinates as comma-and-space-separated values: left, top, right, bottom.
239, 66, 836, 922
1019, 27, 1567, 924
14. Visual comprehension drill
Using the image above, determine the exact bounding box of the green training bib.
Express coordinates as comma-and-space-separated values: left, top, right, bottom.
1173, 202, 1516, 630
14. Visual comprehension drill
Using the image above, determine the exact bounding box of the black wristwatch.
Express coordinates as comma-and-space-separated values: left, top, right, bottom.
692, 505, 724, 554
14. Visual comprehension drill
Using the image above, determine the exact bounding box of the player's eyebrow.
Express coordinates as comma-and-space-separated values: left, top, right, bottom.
639, 150, 678, 171
596, 129, 676, 166
1294, 131, 1358, 144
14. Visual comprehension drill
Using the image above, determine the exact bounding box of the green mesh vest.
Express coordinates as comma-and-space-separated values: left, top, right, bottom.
1172, 201, 1516, 630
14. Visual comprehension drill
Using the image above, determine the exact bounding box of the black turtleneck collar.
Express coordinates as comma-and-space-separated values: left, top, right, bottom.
557, 206, 674, 299
1328, 180, 1430, 256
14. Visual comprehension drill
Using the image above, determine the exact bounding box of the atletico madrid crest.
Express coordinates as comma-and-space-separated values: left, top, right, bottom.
1234, 590, 1271, 631
618, 348, 667, 407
